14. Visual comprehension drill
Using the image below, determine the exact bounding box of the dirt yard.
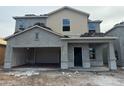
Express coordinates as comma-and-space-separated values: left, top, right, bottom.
0, 69, 124, 86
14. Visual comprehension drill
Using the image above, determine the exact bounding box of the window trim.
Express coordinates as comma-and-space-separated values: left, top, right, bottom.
63, 19, 70, 31
88, 23, 96, 33
89, 47, 96, 60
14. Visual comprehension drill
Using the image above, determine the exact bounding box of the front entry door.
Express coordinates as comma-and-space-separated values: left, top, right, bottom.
74, 47, 82, 67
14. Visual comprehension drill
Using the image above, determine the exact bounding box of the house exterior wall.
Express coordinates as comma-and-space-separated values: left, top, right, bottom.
106, 27, 123, 66
15, 18, 47, 32
9, 28, 62, 48
12, 48, 27, 67
95, 23, 101, 33
68, 43, 104, 68
0, 45, 6, 65
4, 27, 63, 68
47, 9, 89, 36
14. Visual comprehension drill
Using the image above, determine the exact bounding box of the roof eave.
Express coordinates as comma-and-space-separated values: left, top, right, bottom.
88, 20, 103, 23
61, 37, 118, 40
13, 16, 48, 19
5, 25, 64, 40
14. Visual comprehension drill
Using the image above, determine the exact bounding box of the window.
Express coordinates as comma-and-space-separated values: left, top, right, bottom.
89, 48, 96, 59
63, 19, 70, 31
88, 23, 96, 33
18, 19, 25, 30
19, 25, 24, 30
34, 22, 45, 27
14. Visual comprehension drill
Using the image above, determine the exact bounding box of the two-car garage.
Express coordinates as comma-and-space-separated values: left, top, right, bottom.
12, 47, 61, 68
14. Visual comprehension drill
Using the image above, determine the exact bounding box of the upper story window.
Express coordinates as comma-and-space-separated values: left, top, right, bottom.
19, 25, 25, 30
18, 19, 25, 30
88, 23, 96, 33
34, 22, 45, 27
63, 19, 70, 31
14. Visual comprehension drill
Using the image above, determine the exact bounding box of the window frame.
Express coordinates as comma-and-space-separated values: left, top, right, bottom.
89, 47, 96, 59
88, 23, 96, 33
62, 19, 70, 31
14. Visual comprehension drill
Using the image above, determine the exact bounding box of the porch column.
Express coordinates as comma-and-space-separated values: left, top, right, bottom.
82, 44, 90, 68
108, 42, 117, 70
4, 45, 13, 70
61, 42, 68, 69
96, 46, 104, 66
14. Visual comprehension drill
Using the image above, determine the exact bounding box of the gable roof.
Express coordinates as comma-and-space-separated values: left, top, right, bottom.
5, 25, 64, 40
47, 6, 90, 17
105, 23, 124, 35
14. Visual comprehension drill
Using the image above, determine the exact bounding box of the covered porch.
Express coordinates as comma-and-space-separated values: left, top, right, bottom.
61, 37, 117, 70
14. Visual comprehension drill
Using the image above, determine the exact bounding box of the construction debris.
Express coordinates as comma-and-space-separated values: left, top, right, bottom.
0, 70, 124, 85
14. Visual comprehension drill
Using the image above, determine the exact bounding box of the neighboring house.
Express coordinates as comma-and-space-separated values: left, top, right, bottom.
4, 6, 117, 70
105, 22, 124, 67
0, 38, 6, 65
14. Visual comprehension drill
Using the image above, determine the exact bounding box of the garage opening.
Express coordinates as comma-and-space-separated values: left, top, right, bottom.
12, 47, 61, 68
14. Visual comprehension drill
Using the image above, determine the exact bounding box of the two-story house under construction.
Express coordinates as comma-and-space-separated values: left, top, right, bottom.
4, 6, 118, 70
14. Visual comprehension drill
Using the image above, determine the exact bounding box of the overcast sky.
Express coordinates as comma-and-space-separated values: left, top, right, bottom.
0, 6, 124, 38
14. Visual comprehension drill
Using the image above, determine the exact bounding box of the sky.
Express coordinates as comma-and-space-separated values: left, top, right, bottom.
0, 6, 124, 38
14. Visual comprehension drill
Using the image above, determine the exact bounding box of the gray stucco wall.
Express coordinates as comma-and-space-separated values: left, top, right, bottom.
90, 44, 104, 67
68, 43, 104, 68
15, 18, 47, 32
9, 27, 62, 48
106, 27, 123, 66
4, 27, 63, 69
95, 23, 101, 33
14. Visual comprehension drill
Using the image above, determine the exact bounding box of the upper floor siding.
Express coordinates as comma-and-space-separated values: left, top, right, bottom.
14, 7, 101, 36
14, 17, 47, 32
47, 8, 89, 36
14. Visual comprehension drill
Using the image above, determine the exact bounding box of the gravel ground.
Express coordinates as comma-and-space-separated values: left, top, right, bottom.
0, 69, 124, 86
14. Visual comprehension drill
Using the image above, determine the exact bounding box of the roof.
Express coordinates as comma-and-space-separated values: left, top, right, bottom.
0, 38, 7, 45
13, 7, 90, 19
13, 15, 48, 19
88, 19, 102, 23
61, 36, 118, 40
80, 32, 105, 37
105, 22, 124, 35
5, 25, 64, 40
47, 6, 90, 17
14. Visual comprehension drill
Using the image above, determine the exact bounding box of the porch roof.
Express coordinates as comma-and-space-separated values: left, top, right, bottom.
61, 36, 118, 43
61, 37, 117, 40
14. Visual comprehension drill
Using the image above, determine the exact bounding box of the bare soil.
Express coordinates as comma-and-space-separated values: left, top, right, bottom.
0, 69, 124, 86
